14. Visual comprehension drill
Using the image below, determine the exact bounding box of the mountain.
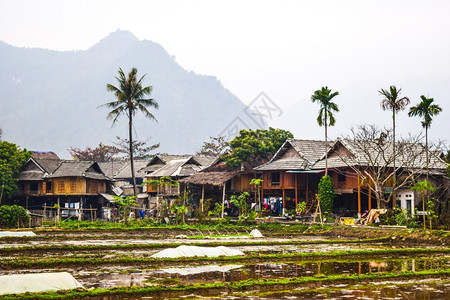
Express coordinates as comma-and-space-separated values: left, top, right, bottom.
0, 30, 261, 158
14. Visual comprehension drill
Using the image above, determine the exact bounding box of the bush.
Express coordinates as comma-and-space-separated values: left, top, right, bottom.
318, 175, 335, 213
380, 207, 417, 228
0, 205, 30, 228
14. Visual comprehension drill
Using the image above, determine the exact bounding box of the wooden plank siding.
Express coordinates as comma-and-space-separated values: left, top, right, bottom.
48, 178, 106, 195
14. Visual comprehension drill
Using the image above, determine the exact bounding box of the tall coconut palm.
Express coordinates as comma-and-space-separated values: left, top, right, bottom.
311, 86, 339, 176
408, 95, 442, 180
101, 68, 158, 195
378, 85, 410, 208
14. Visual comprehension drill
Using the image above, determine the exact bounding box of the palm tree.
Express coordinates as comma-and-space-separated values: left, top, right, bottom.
378, 85, 410, 207
311, 86, 339, 176
408, 95, 442, 180
101, 68, 158, 195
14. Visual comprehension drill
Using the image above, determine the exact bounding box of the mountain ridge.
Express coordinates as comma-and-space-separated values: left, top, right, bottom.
0, 30, 261, 158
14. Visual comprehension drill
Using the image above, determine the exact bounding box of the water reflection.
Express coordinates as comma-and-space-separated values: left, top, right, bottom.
76, 256, 449, 289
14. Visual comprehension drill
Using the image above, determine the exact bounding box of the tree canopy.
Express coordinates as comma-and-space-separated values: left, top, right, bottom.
0, 141, 31, 202
224, 127, 293, 168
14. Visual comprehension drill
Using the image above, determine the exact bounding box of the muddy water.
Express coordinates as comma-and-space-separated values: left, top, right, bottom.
69, 256, 448, 289
226, 280, 450, 300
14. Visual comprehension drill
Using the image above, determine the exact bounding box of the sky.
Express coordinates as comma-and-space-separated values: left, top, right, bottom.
1, 0, 449, 148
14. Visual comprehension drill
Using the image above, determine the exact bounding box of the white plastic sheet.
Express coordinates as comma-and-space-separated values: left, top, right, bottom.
0, 231, 36, 237
151, 245, 244, 258
0, 272, 84, 295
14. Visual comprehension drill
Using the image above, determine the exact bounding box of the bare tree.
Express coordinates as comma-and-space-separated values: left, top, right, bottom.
334, 124, 435, 208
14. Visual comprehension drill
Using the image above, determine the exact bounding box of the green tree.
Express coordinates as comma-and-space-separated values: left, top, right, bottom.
0, 205, 30, 228
225, 127, 293, 168
100, 68, 159, 196
112, 195, 137, 226
250, 178, 263, 216
317, 175, 335, 214
408, 95, 442, 180
143, 176, 179, 219
379, 85, 410, 207
230, 191, 250, 218
310, 87, 339, 176
411, 180, 436, 230
0, 141, 32, 204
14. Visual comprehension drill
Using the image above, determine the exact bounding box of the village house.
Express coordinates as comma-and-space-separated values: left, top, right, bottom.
17, 155, 110, 220
254, 139, 329, 216
312, 138, 449, 217
178, 157, 258, 216
145, 155, 216, 210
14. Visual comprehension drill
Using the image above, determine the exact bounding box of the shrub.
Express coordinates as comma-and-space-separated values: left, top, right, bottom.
0, 205, 30, 228
318, 175, 335, 213
380, 207, 417, 228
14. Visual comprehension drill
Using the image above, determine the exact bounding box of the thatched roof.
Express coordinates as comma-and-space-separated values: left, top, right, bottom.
178, 170, 239, 186
31, 151, 60, 160
178, 161, 246, 186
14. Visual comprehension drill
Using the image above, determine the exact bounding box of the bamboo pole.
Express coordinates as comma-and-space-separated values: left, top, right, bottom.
357, 175, 361, 218
221, 183, 226, 218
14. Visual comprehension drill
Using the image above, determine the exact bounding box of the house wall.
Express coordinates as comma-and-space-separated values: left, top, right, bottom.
232, 174, 255, 192
48, 178, 106, 195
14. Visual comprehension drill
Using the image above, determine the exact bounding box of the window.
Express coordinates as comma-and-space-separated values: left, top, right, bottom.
338, 174, 346, 182
271, 172, 280, 186
406, 200, 412, 215
46, 182, 52, 193
30, 182, 39, 194
57, 181, 65, 193
396, 200, 401, 208
70, 179, 77, 193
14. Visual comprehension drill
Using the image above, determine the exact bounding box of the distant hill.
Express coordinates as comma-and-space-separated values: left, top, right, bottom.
0, 30, 262, 157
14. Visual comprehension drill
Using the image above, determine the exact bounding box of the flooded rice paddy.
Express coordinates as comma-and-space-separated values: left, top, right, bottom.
0, 228, 448, 299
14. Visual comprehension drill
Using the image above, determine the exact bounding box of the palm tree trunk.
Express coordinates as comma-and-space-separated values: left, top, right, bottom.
392, 111, 396, 208
325, 111, 328, 177
129, 108, 137, 196
425, 127, 429, 182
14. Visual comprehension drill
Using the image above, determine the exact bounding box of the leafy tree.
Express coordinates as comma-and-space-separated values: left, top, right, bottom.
250, 178, 263, 216
69, 142, 119, 162
411, 180, 436, 230
225, 127, 293, 168
408, 95, 442, 180
197, 135, 229, 156
100, 68, 159, 196
230, 191, 250, 218
0, 205, 30, 228
0, 141, 32, 203
310, 86, 339, 176
143, 176, 179, 219
112, 195, 137, 226
379, 85, 410, 206
318, 175, 335, 214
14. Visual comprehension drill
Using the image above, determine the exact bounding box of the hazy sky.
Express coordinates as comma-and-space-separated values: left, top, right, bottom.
1, 0, 449, 146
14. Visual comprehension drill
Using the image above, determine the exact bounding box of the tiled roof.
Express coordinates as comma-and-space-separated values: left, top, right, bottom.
256, 139, 329, 171
113, 160, 149, 179
47, 161, 108, 180
150, 157, 202, 177
312, 138, 448, 170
